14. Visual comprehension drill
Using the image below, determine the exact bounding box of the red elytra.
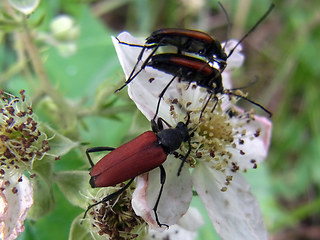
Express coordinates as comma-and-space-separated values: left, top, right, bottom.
90, 131, 167, 187
88, 118, 191, 189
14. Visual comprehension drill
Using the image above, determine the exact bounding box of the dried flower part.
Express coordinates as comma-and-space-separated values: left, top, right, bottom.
87, 183, 147, 239
0, 90, 50, 175
0, 174, 33, 240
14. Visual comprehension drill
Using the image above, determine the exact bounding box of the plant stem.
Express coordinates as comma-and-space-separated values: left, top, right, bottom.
20, 16, 77, 132
21, 17, 65, 107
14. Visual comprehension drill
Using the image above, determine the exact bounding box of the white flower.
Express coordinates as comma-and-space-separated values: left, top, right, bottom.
112, 32, 272, 240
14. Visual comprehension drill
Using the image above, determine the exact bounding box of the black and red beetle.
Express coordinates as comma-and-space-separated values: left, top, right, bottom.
147, 53, 272, 118
83, 116, 192, 227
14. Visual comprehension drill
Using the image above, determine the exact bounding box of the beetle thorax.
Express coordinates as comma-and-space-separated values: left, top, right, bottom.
156, 124, 188, 153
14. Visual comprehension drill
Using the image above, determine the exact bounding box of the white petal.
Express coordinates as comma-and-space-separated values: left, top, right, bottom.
127, 67, 181, 122
228, 114, 272, 170
146, 206, 203, 240
132, 157, 193, 230
222, 39, 245, 70
112, 32, 145, 80
146, 225, 197, 240
177, 206, 204, 232
0, 174, 33, 240
147, 224, 197, 240
193, 164, 268, 240
221, 71, 233, 90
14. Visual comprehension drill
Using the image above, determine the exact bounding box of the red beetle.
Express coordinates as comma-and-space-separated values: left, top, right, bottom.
83, 116, 192, 227
147, 53, 272, 118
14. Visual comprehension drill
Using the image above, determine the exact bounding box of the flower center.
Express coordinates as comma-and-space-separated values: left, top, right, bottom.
188, 100, 236, 171
199, 111, 234, 152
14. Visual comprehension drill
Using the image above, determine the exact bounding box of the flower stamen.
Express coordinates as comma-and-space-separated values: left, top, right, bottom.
0, 90, 51, 176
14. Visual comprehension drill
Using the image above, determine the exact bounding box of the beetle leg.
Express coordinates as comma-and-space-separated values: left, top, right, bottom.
86, 147, 115, 168
209, 95, 219, 114
153, 75, 177, 121
199, 92, 215, 120
116, 44, 161, 92
172, 151, 184, 159
151, 119, 160, 133
153, 165, 169, 228
157, 117, 172, 130
116, 37, 144, 48
82, 178, 135, 222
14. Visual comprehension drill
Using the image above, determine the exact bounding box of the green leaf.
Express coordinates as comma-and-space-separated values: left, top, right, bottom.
41, 123, 79, 156
69, 214, 92, 240
55, 170, 90, 209
30, 11, 45, 28
28, 164, 56, 220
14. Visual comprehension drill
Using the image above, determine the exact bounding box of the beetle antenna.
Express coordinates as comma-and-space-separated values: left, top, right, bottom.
225, 91, 272, 117
227, 3, 275, 59
218, 1, 232, 52
185, 111, 191, 124
177, 138, 192, 176
227, 75, 259, 91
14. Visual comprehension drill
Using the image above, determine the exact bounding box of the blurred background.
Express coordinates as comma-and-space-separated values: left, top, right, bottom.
1, 0, 320, 239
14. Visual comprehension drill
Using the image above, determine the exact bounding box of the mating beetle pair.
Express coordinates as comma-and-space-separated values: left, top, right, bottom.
116, 4, 274, 119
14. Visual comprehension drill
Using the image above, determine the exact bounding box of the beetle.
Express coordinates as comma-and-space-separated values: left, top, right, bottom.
147, 53, 272, 118
83, 116, 192, 227
115, 3, 275, 92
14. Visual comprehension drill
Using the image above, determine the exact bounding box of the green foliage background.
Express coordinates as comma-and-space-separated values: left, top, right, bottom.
1, 0, 320, 239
